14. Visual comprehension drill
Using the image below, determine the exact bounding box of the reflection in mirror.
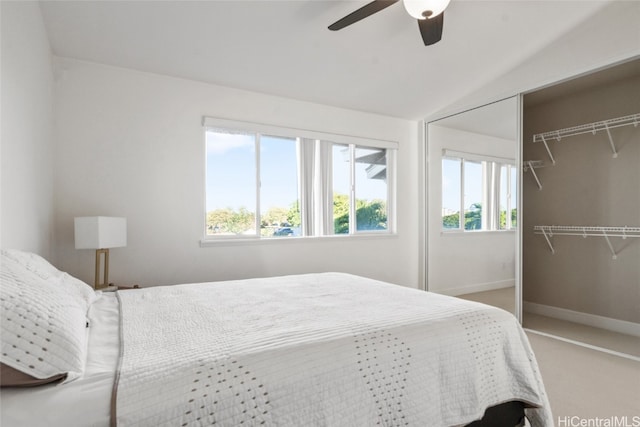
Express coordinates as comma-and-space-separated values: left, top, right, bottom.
522, 59, 640, 359
426, 96, 519, 316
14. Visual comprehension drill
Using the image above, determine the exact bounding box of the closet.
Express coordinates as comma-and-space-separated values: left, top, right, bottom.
521, 59, 640, 358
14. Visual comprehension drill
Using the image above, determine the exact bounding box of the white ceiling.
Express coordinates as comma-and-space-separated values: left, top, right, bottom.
39, 1, 639, 121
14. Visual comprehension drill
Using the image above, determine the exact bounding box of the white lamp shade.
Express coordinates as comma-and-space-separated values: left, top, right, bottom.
403, 0, 451, 19
74, 217, 127, 249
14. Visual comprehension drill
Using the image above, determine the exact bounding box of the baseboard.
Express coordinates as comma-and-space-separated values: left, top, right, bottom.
524, 329, 640, 363
435, 279, 515, 297
523, 301, 640, 338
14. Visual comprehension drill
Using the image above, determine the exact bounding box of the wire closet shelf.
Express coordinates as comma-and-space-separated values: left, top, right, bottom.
523, 160, 545, 190
531, 113, 640, 163
533, 226, 640, 259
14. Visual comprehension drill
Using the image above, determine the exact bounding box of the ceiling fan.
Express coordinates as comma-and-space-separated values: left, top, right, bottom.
328, 0, 451, 46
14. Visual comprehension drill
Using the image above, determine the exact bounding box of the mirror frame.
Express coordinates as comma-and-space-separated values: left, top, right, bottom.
422, 94, 524, 323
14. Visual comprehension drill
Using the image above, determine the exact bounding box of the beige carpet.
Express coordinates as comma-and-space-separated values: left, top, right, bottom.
524, 313, 640, 358
527, 331, 640, 423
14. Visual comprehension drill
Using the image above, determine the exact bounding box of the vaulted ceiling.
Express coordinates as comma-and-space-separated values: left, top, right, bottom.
40, 1, 640, 120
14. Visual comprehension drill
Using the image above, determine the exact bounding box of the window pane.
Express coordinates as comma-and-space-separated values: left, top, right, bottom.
332, 144, 350, 234
205, 130, 256, 236
442, 158, 461, 229
355, 147, 388, 232
260, 136, 300, 237
499, 164, 509, 230
464, 160, 483, 230
511, 166, 518, 228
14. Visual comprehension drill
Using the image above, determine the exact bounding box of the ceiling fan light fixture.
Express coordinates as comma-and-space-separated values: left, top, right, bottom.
403, 0, 450, 20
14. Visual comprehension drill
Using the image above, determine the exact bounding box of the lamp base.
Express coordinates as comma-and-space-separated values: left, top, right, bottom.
95, 248, 110, 289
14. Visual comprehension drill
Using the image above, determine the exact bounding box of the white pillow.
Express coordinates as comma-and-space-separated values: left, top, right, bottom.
1, 251, 93, 384
1, 249, 96, 306
2, 249, 62, 278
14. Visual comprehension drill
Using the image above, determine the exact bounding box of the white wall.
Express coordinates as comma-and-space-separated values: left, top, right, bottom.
0, 2, 55, 257
53, 58, 420, 288
427, 125, 516, 295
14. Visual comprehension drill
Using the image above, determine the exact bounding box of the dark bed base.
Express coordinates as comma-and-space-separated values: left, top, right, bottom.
465, 401, 526, 427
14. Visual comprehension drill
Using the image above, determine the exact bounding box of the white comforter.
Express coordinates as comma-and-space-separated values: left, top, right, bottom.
114, 273, 552, 426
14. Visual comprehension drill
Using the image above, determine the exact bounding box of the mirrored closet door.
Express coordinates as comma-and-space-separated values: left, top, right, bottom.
426, 96, 521, 317
521, 59, 640, 359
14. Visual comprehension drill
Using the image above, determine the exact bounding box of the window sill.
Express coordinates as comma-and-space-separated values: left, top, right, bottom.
200, 233, 398, 247
440, 229, 517, 237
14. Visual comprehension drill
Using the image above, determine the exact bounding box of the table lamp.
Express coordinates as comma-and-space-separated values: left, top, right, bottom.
74, 216, 127, 289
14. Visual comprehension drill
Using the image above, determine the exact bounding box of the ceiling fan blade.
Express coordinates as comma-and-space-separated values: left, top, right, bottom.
328, 0, 399, 31
417, 12, 444, 45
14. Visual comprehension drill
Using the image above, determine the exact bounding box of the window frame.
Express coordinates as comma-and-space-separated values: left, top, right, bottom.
202, 117, 398, 243
441, 149, 517, 233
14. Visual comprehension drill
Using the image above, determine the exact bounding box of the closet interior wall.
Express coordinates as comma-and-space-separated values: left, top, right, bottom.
522, 71, 640, 325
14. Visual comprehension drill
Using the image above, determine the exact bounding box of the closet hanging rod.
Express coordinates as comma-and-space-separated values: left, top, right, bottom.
532, 113, 640, 143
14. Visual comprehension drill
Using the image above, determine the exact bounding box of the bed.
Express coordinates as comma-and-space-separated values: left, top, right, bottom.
0, 249, 553, 426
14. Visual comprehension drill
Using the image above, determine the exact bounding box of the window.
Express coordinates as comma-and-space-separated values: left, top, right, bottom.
332, 144, 350, 235
499, 164, 518, 229
441, 150, 517, 232
463, 160, 483, 230
442, 158, 461, 230
204, 118, 396, 240
354, 146, 389, 232
205, 130, 256, 236
259, 136, 300, 237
